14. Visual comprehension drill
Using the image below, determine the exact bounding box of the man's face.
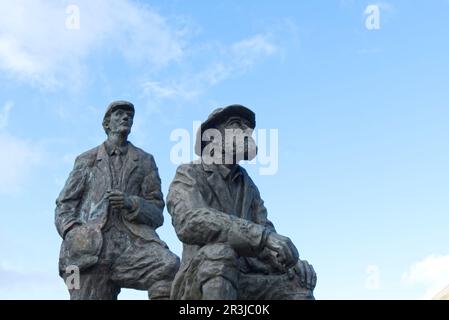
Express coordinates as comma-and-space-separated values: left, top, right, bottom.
218, 116, 257, 163
107, 108, 134, 135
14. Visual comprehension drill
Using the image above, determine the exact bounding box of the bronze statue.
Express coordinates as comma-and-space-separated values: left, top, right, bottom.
167, 104, 317, 299
55, 100, 179, 300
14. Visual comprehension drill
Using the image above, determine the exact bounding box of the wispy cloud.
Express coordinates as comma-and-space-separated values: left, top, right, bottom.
0, 261, 66, 299
0, 133, 43, 194
0, 262, 46, 288
434, 285, 449, 300
375, 2, 394, 12
0, 101, 42, 194
0, 0, 187, 89
0, 101, 13, 129
0, 0, 288, 104
142, 33, 279, 103
231, 34, 279, 70
402, 253, 449, 299
142, 80, 200, 101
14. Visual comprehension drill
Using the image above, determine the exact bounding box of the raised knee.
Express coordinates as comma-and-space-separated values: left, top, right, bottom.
200, 243, 237, 261
196, 243, 238, 285
160, 251, 180, 278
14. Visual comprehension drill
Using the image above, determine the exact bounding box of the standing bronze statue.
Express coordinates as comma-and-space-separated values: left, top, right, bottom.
55, 100, 179, 300
167, 104, 317, 300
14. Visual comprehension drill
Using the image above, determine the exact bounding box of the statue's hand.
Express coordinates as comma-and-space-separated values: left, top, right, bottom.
264, 233, 299, 270
105, 190, 133, 211
293, 259, 317, 290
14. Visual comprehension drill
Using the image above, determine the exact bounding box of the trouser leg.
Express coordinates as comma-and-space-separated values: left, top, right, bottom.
202, 276, 237, 300
111, 238, 180, 300
195, 243, 239, 300
148, 279, 173, 300
62, 265, 120, 300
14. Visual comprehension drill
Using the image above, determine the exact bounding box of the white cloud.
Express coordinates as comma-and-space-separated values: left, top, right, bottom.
402, 253, 449, 299
434, 285, 449, 300
0, 101, 13, 129
365, 265, 381, 290
0, 0, 186, 89
0, 1, 283, 100
202, 33, 279, 83
142, 80, 199, 101
0, 133, 43, 194
231, 34, 278, 69
142, 33, 279, 102
0, 261, 67, 299
376, 2, 394, 12
0, 260, 150, 299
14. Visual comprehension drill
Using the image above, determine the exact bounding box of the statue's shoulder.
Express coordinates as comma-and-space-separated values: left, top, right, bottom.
129, 142, 154, 159
170, 161, 205, 187
176, 160, 203, 176
238, 166, 260, 192
128, 143, 156, 164
74, 146, 99, 168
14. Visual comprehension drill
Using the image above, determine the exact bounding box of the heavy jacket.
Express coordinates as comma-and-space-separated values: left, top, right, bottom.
167, 161, 280, 299
55, 142, 166, 271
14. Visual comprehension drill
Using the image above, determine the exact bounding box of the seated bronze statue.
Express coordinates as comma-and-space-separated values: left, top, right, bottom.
55, 101, 179, 300
167, 104, 316, 300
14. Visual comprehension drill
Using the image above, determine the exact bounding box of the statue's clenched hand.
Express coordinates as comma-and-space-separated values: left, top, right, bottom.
264, 233, 299, 270
106, 190, 133, 211
292, 259, 317, 290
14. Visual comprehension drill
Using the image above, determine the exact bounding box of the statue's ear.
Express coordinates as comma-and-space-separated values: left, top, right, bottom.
102, 118, 110, 134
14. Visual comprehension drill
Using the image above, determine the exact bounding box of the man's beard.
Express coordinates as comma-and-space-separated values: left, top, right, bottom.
225, 137, 258, 163
201, 134, 258, 165
110, 127, 131, 136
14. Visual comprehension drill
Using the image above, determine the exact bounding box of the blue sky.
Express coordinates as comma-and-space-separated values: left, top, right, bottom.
0, 0, 449, 299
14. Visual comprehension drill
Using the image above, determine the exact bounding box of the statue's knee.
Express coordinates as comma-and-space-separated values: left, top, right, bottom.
200, 243, 237, 262
165, 253, 180, 277
196, 243, 238, 287
149, 279, 172, 300
202, 275, 237, 300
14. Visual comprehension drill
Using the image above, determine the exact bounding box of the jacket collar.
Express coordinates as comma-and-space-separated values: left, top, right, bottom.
104, 140, 129, 156
202, 162, 242, 181
97, 141, 139, 162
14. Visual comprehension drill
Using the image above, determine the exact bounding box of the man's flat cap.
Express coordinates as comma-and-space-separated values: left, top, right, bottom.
103, 100, 135, 121
195, 104, 256, 156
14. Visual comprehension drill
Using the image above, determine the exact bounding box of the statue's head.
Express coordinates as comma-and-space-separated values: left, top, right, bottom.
196, 104, 258, 165
102, 100, 135, 137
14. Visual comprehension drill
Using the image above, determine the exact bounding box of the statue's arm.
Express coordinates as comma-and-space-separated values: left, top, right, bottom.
126, 155, 164, 229
166, 165, 267, 257
251, 185, 304, 270
54, 155, 89, 239
252, 187, 276, 232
